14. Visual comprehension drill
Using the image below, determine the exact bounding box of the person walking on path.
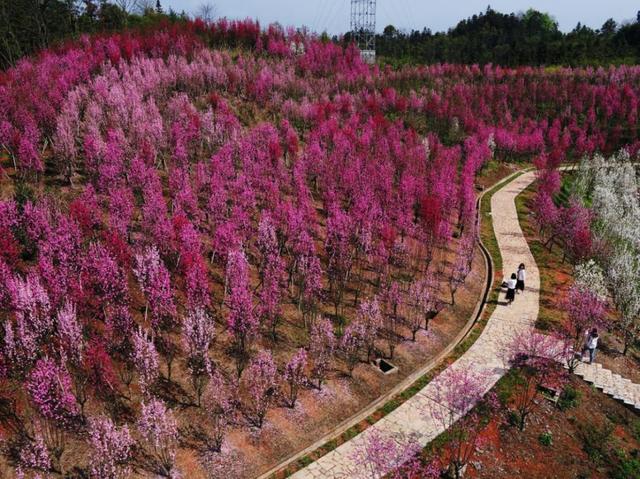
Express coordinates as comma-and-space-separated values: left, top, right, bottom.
516, 263, 526, 294
583, 328, 599, 364
505, 273, 517, 305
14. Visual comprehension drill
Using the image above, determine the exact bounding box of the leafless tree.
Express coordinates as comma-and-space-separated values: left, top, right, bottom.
114, 0, 140, 14
135, 0, 155, 14
195, 2, 218, 23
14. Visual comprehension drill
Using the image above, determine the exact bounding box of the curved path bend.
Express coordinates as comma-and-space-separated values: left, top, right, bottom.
290, 171, 540, 479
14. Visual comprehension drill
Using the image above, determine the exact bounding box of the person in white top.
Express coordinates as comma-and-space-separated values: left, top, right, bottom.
583, 328, 599, 364
505, 273, 517, 305
516, 263, 526, 294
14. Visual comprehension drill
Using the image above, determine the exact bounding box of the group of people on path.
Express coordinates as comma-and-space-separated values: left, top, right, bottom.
504, 263, 526, 305
503, 263, 600, 364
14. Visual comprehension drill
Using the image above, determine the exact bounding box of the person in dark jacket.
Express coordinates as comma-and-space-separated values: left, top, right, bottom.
505, 273, 517, 305
516, 263, 526, 294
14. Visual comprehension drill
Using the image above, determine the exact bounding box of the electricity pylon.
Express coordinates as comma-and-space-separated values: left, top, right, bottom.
350, 0, 376, 63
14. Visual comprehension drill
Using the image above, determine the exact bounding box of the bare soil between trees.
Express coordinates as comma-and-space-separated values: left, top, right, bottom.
227, 246, 487, 479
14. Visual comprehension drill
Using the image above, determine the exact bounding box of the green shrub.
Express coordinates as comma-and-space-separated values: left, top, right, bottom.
612, 449, 640, 479
577, 421, 614, 464
558, 385, 581, 411
539, 431, 553, 446
507, 411, 520, 428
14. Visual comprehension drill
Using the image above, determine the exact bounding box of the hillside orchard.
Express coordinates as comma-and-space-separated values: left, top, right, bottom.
0, 19, 639, 478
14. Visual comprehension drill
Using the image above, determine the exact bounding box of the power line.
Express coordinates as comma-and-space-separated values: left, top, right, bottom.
320, 0, 342, 33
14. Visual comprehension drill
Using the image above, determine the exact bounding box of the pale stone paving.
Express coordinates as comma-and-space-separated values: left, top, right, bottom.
290, 172, 541, 479
570, 362, 640, 409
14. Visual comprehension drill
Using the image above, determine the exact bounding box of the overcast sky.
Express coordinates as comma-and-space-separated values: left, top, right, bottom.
162, 1, 639, 34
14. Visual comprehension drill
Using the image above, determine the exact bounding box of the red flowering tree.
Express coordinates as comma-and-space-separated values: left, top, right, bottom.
505, 330, 567, 431
428, 368, 499, 479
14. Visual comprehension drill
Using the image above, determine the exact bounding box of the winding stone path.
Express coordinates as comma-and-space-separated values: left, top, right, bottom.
290, 172, 541, 479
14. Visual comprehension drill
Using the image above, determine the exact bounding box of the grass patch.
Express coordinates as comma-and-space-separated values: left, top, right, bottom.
515, 182, 572, 332
577, 420, 615, 465
495, 368, 523, 405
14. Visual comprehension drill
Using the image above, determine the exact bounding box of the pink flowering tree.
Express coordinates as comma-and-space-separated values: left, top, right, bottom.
203, 370, 235, 453
561, 284, 607, 372
132, 328, 159, 395
309, 317, 336, 390
347, 429, 437, 479
283, 348, 307, 408
428, 368, 499, 479
7, 273, 53, 369
26, 357, 78, 428
449, 252, 471, 306
16, 427, 54, 475
356, 297, 383, 363
406, 276, 435, 340
134, 245, 176, 329
340, 322, 365, 377
226, 250, 258, 377
325, 210, 355, 317
504, 330, 567, 431
291, 231, 323, 328
82, 243, 128, 319
241, 350, 277, 428
107, 186, 134, 241
26, 357, 79, 466
56, 301, 84, 366
182, 308, 215, 406
56, 313, 90, 417
383, 282, 403, 359
87, 416, 134, 479
258, 251, 287, 340
137, 399, 180, 478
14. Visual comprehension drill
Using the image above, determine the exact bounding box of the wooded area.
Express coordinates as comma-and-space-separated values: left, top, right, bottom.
372, 8, 640, 66
0, 0, 184, 68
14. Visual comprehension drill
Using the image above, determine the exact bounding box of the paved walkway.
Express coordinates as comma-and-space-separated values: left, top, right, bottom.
291, 172, 541, 479
572, 362, 640, 409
